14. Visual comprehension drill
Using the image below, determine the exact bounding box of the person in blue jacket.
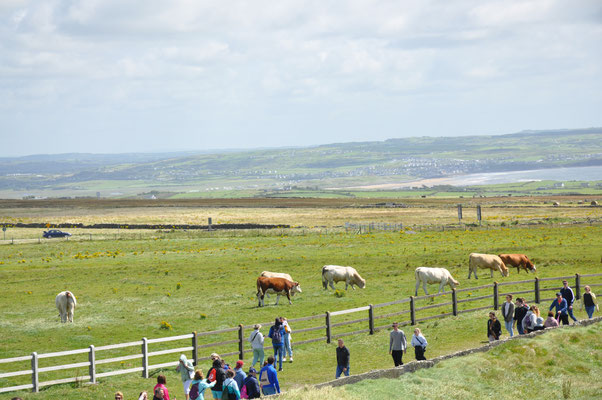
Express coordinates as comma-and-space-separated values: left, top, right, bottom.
243, 367, 261, 399
267, 318, 285, 371
549, 292, 569, 325
259, 356, 280, 396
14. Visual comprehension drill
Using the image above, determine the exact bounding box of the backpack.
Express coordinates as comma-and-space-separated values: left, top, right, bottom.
240, 383, 248, 399
189, 381, 203, 400
260, 370, 270, 386
153, 386, 165, 400
522, 314, 533, 330
271, 326, 282, 343
221, 381, 237, 400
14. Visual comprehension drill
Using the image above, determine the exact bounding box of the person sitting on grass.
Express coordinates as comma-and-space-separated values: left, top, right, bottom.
544, 311, 559, 328
487, 312, 501, 342
259, 356, 280, 396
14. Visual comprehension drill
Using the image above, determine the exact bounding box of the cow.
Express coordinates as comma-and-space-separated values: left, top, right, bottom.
56, 291, 77, 323
322, 265, 366, 290
260, 271, 294, 282
256, 277, 302, 307
499, 254, 536, 274
414, 267, 460, 296
468, 253, 509, 279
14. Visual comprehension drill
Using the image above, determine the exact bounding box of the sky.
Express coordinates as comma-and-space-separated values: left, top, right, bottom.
1, 0, 601, 157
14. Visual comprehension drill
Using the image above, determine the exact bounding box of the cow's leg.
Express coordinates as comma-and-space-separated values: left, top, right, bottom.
415, 280, 420, 296
275, 294, 281, 305
287, 291, 292, 305
490, 269, 494, 278
423, 282, 429, 295
468, 267, 472, 279
257, 291, 262, 307
329, 280, 336, 290
68, 308, 74, 323
439, 281, 445, 294
61, 312, 66, 323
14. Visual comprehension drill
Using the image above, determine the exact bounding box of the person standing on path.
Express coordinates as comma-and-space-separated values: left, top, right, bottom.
267, 318, 285, 371
410, 328, 428, 361
581, 285, 599, 319
487, 312, 502, 342
248, 324, 265, 368
560, 280, 578, 323
335, 339, 350, 378
176, 354, 195, 400
549, 292, 569, 325
389, 322, 407, 367
514, 298, 529, 335
280, 317, 294, 362
501, 294, 515, 337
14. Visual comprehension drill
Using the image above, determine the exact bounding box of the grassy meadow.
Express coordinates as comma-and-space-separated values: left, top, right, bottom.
0, 198, 601, 399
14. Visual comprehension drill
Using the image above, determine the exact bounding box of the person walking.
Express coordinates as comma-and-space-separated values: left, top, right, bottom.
501, 294, 515, 337
549, 292, 569, 325
242, 367, 261, 399
487, 312, 502, 342
335, 339, 350, 378
248, 324, 265, 368
232, 361, 246, 394
258, 356, 280, 396
581, 285, 599, 319
560, 280, 578, 323
389, 322, 407, 366
267, 318, 285, 371
280, 317, 294, 362
514, 298, 529, 335
176, 354, 195, 400
410, 328, 428, 361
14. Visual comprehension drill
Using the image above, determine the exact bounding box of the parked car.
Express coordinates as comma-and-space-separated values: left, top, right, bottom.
43, 230, 72, 238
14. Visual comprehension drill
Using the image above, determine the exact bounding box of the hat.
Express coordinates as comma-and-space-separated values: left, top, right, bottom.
253, 324, 261, 330
248, 367, 257, 374
236, 360, 244, 368
556, 292, 562, 296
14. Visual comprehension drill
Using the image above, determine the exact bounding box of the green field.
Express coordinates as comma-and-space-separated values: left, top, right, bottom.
1, 221, 601, 399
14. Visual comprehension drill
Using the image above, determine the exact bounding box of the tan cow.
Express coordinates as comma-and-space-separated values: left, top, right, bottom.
260, 271, 294, 282
322, 265, 366, 290
256, 277, 302, 307
414, 267, 460, 296
499, 254, 536, 274
468, 253, 509, 279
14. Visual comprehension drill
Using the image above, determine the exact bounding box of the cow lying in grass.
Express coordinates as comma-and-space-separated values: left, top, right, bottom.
322, 265, 366, 290
56, 291, 77, 323
414, 267, 460, 296
256, 277, 302, 307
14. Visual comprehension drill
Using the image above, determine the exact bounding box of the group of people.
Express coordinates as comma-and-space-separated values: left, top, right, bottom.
488, 280, 598, 341
249, 316, 294, 372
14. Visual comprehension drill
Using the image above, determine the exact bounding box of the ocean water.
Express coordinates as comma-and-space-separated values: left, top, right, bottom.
445, 165, 602, 186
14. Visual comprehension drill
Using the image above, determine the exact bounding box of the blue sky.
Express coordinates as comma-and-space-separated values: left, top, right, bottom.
1, 0, 601, 156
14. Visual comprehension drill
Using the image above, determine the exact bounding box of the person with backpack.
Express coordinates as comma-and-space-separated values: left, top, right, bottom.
176, 354, 195, 400
207, 358, 226, 400
221, 369, 241, 400
267, 318, 285, 371
242, 367, 261, 399
258, 356, 280, 396
189, 370, 216, 400
522, 306, 537, 333
487, 312, 502, 342
248, 324, 265, 368
280, 317, 293, 362
514, 297, 529, 334
410, 328, 428, 361
153, 374, 171, 400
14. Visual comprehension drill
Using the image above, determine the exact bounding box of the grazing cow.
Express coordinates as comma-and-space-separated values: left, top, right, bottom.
499, 254, 536, 274
55, 291, 77, 323
256, 277, 302, 307
468, 253, 509, 279
322, 265, 366, 290
260, 271, 294, 282
414, 267, 460, 296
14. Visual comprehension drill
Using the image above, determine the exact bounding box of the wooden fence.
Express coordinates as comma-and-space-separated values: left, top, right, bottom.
1, 272, 601, 394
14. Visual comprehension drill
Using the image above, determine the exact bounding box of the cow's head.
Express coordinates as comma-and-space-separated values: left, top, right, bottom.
500, 262, 509, 277
354, 273, 366, 289
527, 261, 536, 272
291, 282, 302, 294
450, 278, 460, 288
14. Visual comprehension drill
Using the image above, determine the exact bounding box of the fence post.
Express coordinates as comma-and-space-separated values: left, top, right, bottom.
410, 297, 416, 325
493, 282, 499, 310
238, 324, 244, 360
192, 331, 198, 366
369, 304, 374, 335
142, 337, 149, 379
31, 352, 39, 393
534, 277, 540, 304
575, 274, 581, 300
325, 312, 331, 344
89, 345, 96, 384
452, 289, 458, 316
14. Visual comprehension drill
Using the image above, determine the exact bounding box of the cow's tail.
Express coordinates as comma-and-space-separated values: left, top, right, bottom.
322, 266, 328, 289
66, 291, 71, 298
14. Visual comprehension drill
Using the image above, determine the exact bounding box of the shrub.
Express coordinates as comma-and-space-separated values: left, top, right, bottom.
160, 321, 172, 330
334, 289, 346, 298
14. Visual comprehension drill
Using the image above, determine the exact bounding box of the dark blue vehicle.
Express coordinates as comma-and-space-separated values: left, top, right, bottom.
43, 229, 71, 238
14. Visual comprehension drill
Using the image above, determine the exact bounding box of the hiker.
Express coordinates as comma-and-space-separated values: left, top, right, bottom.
544, 311, 559, 328
176, 354, 195, 400
560, 280, 578, 323
335, 339, 350, 378
243, 367, 261, 399
267, 318, 285, 371
153, 374, 171, 400
232, 361, 246, 393
411, 328, 428, 361
258, 356, 280, 396
487, 312, 501, 342
532, 306, 545, 331
248, 324, 265, 368
501, 294, 515, 337
207, 358, 226, 400
189, 369, 216, 400
514, 297, 529, 334
549, 292, 569, 325
581, 285, 599, 319
222, 369, 241, 399
115, 392, 124, 400
281, 317, 294, 362
389, 322, 407, 366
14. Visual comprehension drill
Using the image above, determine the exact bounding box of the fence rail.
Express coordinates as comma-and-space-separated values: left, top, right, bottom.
1, 272, 600, 395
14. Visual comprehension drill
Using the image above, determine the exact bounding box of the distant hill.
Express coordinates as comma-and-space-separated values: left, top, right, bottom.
1, 128, 601, 198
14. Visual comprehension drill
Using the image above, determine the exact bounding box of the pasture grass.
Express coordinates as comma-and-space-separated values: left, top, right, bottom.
0, 223, 601, 399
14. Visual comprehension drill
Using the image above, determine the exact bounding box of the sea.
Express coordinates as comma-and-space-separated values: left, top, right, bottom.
444, 165, 602, 186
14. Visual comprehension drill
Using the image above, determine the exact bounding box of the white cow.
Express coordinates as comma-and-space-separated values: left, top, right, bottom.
414, 267, 460, 296
56, 291, 77, 323
468, 253, 509, 279
260, 271, 294, 282
322, 265, 366, 290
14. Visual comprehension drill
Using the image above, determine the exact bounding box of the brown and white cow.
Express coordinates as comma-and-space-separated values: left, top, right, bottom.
256, 277, 302, 307
498, 254, 536, 274
468, 253, 509, 279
